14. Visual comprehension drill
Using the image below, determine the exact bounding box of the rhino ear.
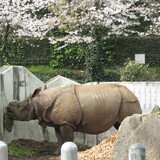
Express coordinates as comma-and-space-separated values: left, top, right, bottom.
32, 87, 41, 98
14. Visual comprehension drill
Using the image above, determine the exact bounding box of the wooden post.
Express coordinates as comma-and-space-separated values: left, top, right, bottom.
129, 143, 146, 160
61, 142, 78, 160
0, 141, 8, 160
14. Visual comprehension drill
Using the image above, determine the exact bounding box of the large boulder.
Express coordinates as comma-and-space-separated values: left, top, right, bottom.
112, 113, 160, 160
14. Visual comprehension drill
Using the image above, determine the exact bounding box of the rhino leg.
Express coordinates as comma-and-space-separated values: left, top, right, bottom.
54, 127, 64, 155
54, 125, 74, 155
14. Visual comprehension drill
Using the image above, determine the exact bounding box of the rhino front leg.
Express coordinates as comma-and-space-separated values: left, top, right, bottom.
54, 125, 74, 155
54, 127, 63, 155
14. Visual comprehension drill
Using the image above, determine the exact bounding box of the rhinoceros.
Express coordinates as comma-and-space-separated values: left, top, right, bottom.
7, 84, 142, 155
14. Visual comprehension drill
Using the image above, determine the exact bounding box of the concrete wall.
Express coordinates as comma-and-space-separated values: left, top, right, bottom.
46, 75, 79, 88
0, 66, 56, 143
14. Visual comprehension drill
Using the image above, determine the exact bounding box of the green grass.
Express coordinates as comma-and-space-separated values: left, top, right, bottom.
26, 65, 54, 72
26, 65, 83, 72
9, 142, 37, 156
150, 67, 160, 73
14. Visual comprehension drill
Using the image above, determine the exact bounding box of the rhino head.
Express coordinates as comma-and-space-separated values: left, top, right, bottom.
6, 88, 41, 121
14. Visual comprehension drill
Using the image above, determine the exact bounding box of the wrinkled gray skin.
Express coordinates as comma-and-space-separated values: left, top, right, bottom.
7, 84, 142, 155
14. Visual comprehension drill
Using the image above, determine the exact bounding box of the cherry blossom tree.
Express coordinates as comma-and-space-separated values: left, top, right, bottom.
0, 0, 159, 80
1, 0, 159, 47
0, 0, 57, 63
61, 0, 160, 81
47, 0, 160, 43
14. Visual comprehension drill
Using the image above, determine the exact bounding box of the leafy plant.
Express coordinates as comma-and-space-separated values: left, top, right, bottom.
120, 60, 157, 81
50, 42, 86, 69
3, 112, 14, 132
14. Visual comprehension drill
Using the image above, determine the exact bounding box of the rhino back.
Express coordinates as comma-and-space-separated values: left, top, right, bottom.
75, 84, 122, 134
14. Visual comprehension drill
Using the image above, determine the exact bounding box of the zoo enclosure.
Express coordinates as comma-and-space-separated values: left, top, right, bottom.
0, 65, 160, 146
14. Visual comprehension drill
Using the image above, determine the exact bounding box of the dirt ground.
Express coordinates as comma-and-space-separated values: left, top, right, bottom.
8, 133, 117, 160
8, 139, 91, 160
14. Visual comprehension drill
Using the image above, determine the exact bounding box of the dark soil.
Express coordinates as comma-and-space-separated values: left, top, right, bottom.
8, 139, 91, 160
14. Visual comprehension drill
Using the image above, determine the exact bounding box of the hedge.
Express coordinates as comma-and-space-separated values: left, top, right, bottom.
1, 38, 52, 65
107, 36, 160, 67
1, 36, 160, 68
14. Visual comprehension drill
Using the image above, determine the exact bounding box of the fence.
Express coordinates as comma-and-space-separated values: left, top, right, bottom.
0, 65, 160, 146
0, 141, 146, 160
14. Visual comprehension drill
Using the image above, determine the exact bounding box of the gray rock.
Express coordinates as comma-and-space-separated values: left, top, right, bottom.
112, 114, 160, 160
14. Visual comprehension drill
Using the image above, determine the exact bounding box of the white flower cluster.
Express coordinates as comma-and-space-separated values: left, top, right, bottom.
0, 0, 57, 38
0, 0, 159, 45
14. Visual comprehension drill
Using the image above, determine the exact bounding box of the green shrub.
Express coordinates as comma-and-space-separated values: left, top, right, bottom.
120, 60, 158, 81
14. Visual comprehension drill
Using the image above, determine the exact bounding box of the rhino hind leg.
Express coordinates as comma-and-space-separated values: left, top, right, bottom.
54, 125, 74, 155
114, 122, 120, 130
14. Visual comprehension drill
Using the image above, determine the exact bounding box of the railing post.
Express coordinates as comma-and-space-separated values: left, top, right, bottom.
0, 141, 8, 160
129, 143, 146, 160
61, 142, 78, 160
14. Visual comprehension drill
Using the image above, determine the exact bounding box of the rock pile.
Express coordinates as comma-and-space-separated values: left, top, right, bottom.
112, 113, 160, 160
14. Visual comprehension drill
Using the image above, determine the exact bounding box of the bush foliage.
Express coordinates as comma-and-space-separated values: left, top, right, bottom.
50, 42, 86, 69
120, 60, 159, 81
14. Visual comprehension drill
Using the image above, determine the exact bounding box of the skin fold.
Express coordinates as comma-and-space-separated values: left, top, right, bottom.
6, 84, 142, 155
